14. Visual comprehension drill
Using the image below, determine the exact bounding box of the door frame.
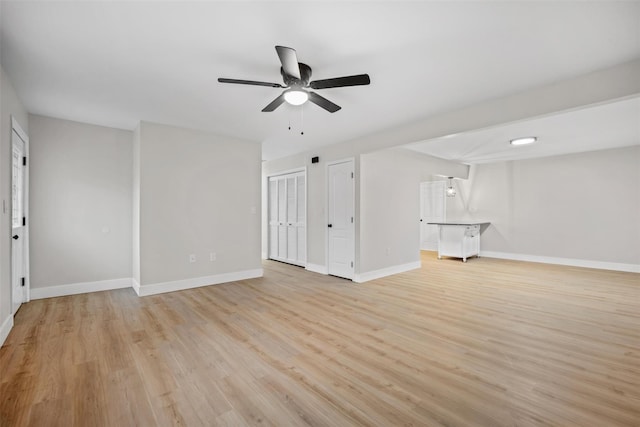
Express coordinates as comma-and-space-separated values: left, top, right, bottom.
266, 167, 307, 266
325, 157, 355, 279
11, 116, 30, 307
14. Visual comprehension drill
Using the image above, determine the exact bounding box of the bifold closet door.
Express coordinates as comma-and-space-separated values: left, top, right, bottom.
268, 172, 306, 266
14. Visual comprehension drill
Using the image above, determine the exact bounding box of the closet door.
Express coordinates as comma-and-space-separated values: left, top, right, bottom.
268, 171, 306, 266
286, 175, 298, 264
277, 177, 287, 259
296, 174, 306, 263
268, 178, 279, 259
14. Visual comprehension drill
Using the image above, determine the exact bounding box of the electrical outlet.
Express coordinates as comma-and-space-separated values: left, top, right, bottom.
386, 247, 391, 256
210, 252, 217, 262
189, 254, 196, 263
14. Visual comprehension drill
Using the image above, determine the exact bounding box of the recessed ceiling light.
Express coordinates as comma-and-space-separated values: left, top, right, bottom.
510, 136, 537, 146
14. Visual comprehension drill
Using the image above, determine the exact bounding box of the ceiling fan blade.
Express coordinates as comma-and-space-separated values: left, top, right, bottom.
308, 92, 341, 113
262, 94, 286, 112
309, 74, 370, 90
275, 46, 301, 79
218, 78, 283, 88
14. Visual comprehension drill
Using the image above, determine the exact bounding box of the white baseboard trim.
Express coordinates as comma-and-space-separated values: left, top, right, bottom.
1, 314, 14, 348
132, 278, 141, 296
306, 263, 328, 275
481, 251, 640, 273
30, 278, 133, 300
354, 261, 422, 283
135, 268, 264, 297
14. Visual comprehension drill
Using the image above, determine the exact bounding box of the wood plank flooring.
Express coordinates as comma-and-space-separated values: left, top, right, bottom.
1, 252, 639, 426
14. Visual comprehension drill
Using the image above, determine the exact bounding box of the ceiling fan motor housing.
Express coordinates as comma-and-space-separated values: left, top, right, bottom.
282, 63, 312, 87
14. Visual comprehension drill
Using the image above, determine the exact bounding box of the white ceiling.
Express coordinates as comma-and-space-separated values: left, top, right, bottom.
1, 1, 639, 162
405, 96, 640, 164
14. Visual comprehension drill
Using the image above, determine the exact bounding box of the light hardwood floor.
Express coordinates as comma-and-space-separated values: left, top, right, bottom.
1, 252, 639, 426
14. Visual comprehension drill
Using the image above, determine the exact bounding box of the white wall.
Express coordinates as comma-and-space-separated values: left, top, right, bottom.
359, 148, 469, 278
136, 121, 262, 290
28, 115, 133, 289
263, 142, 468, 278
447, 146, 640, 269
263, 140, 362, 271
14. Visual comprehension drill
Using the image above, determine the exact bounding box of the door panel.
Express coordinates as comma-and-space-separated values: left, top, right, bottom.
278, 224, 287, 259
287, 226, 297, 262
11, 129, 26, 313
328, 161, 354, 279
277, 178, 287, 259
286, 176, 297, 262
420, 181, 445, 250
268, 179, 279, 259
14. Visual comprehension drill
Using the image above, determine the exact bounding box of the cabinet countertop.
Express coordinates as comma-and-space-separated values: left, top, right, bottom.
427, 222, 490, 226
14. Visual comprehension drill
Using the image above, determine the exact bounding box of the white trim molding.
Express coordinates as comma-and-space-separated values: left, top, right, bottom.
134, 269, 263, 297
11, 116, 28, 142
30, 278, 133, 300
1, 315, 14, 347
354, 261, 422, 283
481, 251, 640, 273
132, 278, 141, 296
306, 263, 328, 275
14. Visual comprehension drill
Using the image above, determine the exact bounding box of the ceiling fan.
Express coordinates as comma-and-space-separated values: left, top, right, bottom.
218, 46, 370, 113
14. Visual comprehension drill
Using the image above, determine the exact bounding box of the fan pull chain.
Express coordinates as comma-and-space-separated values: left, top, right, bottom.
300, 105, 304, 135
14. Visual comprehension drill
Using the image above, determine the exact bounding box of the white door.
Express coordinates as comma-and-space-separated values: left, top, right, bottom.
286, 175, 298, 263
327, 160, 354, 279
277, 177, 287, 260
11, 124, 28, 313
287, 174, 306, 264
420, 181, 445, 251
268, 171, 306, 266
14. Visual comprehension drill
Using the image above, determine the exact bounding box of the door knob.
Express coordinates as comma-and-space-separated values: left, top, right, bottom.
328, 224, 332, 228
12, 235, 19, 240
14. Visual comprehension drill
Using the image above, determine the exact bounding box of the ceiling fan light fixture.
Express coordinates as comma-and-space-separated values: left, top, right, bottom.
283, 89, 309, 106
510, 136, 537, 146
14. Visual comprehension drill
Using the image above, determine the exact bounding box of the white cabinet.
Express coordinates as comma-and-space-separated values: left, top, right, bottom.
428, 222, 489, 262
268, 172, 306, 266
